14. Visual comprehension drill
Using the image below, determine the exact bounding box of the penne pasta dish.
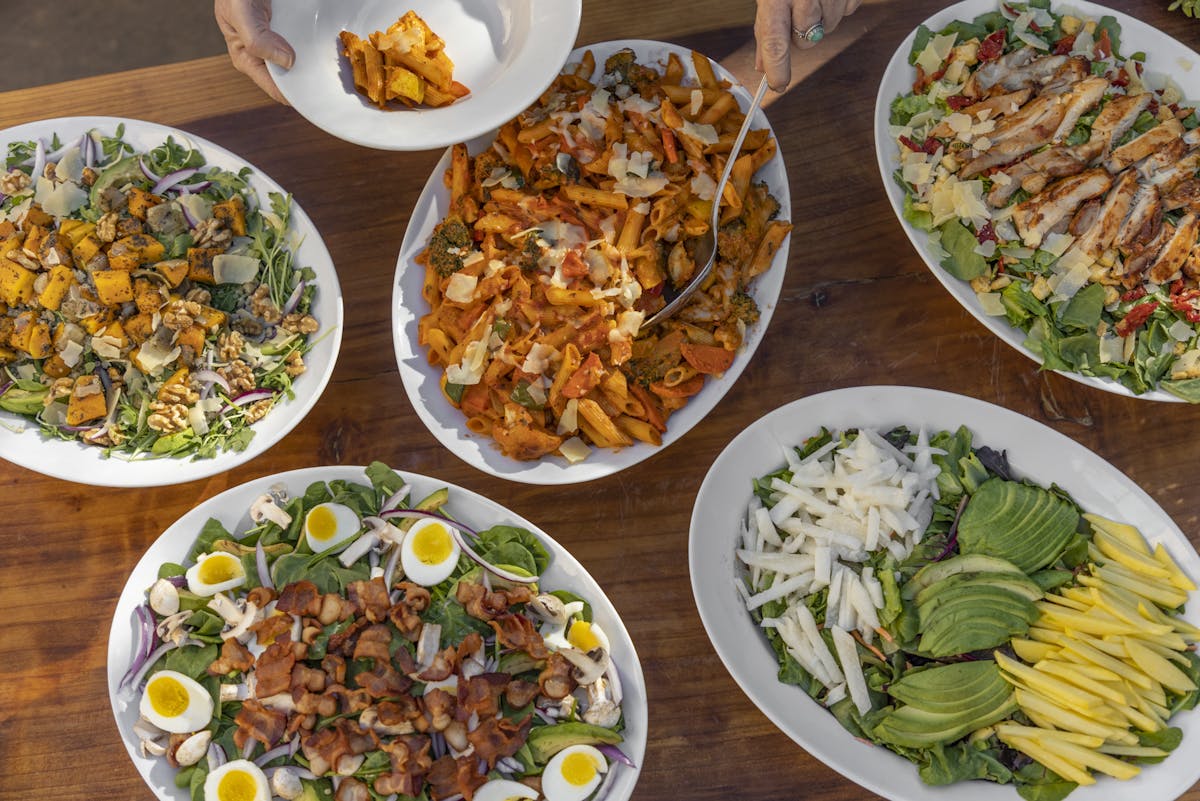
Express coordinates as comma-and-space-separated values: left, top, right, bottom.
415, 47, 791, 463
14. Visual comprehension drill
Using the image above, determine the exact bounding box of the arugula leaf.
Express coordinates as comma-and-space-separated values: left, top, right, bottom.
1059, 283, 1105, 331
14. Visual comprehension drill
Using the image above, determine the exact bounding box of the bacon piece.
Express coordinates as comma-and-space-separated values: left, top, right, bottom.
353, 623, 394, 662
327, 617, 370, 657
506, 679, 541, 708
417, 646, 459, 682
348, 577, 392, 623
378, 696, 423, 728
322, 653, 347, 685
233, 699, 286, 751
374, 736, 434, 798
488, 613, 550, 658
427, 755, 488, 801
324, 684, 374, 715
356, 661, 412, 698
318, 592, 357, 625
302, 722, 354, 777
295, 690, 338, 716
276, 580, 321, 617
254, 640, 297, 697
460, 673, 510, 720
246, 585, 277, 609
249, 612, 294, 648
208, 637, 253, 676
291, 664, 327, 693
538, 652, 576, 700
457, 631, 484, 664
388, 582, 431, 640
422, 687, 456, 731
468, 714, 532, 768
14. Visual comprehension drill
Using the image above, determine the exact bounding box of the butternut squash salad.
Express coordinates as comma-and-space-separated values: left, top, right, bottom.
740, 425, 1200, 799
890, 2, 1200, 400
416, 47, 790, 463
0, 126, 320, 458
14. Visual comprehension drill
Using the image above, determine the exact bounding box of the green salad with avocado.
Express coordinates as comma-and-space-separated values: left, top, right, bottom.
739, 426, 1200, 799
120, 462, 631, 801
889, 1, 1200, 400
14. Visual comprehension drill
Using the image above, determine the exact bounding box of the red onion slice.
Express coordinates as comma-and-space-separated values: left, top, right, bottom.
193, 368, 232, 396
152, 167, 200, 195
0, 380, 12, 396
381, 484, 412, 512
177, 180, 212, 194
220, 389, 276, 414
596, 743, 636, 769
252, 743, 292, 767
207, 743, 227, 771
281, 279, 306, 316
122, 637, 202, 697
31, 139, 45, 181
379, 509, 478, 539
255, 541, 273, 590
139, 156, 161, 182
83, 134, 95, 169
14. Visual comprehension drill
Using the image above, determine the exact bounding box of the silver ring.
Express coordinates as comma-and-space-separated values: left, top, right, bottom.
793, 21, 825, 43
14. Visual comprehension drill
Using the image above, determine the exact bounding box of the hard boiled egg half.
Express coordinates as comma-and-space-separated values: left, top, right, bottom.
304, 502, 361, 553
204, 759, 270, 801
473, 778, 538, 801
186, 551, 246, 597
139, 669, 214, 733
543, 744, 608, 801
400, 517, 462, 586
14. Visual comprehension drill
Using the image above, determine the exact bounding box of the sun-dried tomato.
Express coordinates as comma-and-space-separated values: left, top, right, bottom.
976, 222, 998, 244
1170, 288, 1200, 322
898, 135, 940, 155
947, 95, 973, 110
979, 29, 1006, 62
1093, 28, 1113, 59
1053, 35, 1076, 55
1114, 300, 1159, 337
1121, 286, 1147, 302
1111, 67, 1130, 88
912, 64, 928, 95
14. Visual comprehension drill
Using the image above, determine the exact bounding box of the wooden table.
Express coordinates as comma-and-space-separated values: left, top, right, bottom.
3, 1, 1200, 799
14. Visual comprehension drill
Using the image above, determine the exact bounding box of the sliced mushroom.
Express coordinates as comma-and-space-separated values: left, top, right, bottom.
335, 753, 365, 776
156, 611, 192, 646
173, 730, 212, 767
148, 578, 180, 616
557, 646, 607, 685
219, 683, 248, 703
271, 768, 304, 800
220, 600, 261, 643
416, 622, 442, 670
207, 592, 243, 624
250, 493, 293, 529
583, 677, 621, 729
527, 594, 568, 624
140, 738, 168, 757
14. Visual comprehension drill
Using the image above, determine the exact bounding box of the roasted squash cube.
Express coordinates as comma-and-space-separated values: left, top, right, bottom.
42, 353, 71, 378
93, 269, 134, 306
186, 247, 223, 284
176, 324, 206, 354
108, 234, 166, 271
212, 195, 247, 237
124, 311, 156, 344
133, 278, 165, 313
127, 187, 164, 220
22, 224, 47, 258
72, 235, 102, 268
194, 305, 227, 332
37, 265, 75, 311
0, 260, 36, 305
9, 312, 51, 358
66, 375, 107, 425
158, 367, 190, 400
77, 308, 114, 334
155, 258, 189, 288
99, 320, 129, 348
56, 219, 96, 248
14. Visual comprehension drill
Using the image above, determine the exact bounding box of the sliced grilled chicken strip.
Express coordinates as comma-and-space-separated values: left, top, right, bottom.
987, 93, 1068, 145
1148, 213, 1199, 283
1067, 169, 1140, 260
963, 47, 1038, 97
962, 99, 1070, 178
1147, 150, 1200, 195
987, 146, 1089, 207
1136, 136, 1187, 179
1185, 242, 1200, 280
1163, 177, 1200, 213
1116, 184, 1163, 255
992, 53, 1069, 94
1088, 92, 1152, 153
1012, 168, 1114, 248
1106, 117, 1185, 172
1119, 221, 1173, 283
929, 88, 1033, 138
1070, 199, 1103, 236
1042, 57, 1091, 94
1049, 76, 1109, 142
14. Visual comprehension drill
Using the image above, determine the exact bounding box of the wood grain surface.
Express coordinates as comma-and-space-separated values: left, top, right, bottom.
2, 1, 1200, 799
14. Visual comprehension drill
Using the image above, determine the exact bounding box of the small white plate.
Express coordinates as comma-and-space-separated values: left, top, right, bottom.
690, 385, 1200, 800
0, 116, 343, 487
107, 465, 648, 801
268, 0, 582, 151
392, 39, 792, 484
875, 1, 1199, 403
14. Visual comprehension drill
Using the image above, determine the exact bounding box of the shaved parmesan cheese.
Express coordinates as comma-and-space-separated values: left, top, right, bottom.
189, 405, 209, 436
559, 436, 591, 463
59, 339, 84, 368
34, 176, 87, 218
212, 254, 261, 284
680, 120, 719, 146
54, 146, 84, 184
915, 33, 957, 75
133, 338, 182, 374
589, 87, 611, 115
444, 273, 478, 304
178, 193, 213, 223
620, 94, 658, 116
978, 291, 1006, 316
613, 310, 644, 339
690, 172, 716, 201
445, 338, 488, 386
1169, 320, 1195, 341
690, 89, 704, 116
520, 343, 558, 376
556, 398, 579, 435
378, 25, 422, 54
1099, 334, 1126, 364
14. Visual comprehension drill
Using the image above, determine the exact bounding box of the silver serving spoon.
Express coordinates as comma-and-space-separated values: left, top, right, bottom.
641, 74, 771, 331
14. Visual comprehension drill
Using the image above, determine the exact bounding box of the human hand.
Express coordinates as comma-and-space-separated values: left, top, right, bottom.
214, 0, 295, 104
755, 0, 864, 92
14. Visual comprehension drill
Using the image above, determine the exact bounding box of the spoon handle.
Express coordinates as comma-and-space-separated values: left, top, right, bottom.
710, 75, 770, 232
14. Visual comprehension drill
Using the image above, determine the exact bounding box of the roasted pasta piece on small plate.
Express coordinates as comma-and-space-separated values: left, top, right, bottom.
393, 40, 792, 484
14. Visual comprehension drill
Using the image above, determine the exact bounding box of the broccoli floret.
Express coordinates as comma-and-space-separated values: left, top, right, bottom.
426, 215, 472, 277
730, 291, 760, 326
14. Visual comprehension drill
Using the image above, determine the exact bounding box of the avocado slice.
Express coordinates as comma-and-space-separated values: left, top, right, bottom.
916, 584, 1040, 622
901, 553, 1025, 600
913, 571, 1044, 606
527, 721, 623, 764
957, 478, 1079, 573
88, 154, 146, 207
888, 661, 1014, 713
874, 661, 1017, 748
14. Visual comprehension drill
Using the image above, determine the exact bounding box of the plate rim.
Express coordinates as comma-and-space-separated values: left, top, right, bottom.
106, 463, 649, 801
267, 0, 584, 151
872, 0, 1200, 404
688, 384, 1200, 801
0, 115, 344, 487
391, 37, 792, 484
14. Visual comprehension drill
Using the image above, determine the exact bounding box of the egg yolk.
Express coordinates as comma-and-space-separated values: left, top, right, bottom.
217, 770, 258, 801
411, 523, 453, 565
567, 620, 600, 652
198, 553, 242, 584
307, 506, 339, 542
560, 751, 599, 786
148, 675, 190, 718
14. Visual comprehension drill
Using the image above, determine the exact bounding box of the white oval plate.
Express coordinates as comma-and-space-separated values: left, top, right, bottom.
107, 465, 647, 801
392, 39, 792, 484
690, 385, 1200, 800
268, 0, 582, 151
875, 1, 1197, 403
0, 116, 343, 487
